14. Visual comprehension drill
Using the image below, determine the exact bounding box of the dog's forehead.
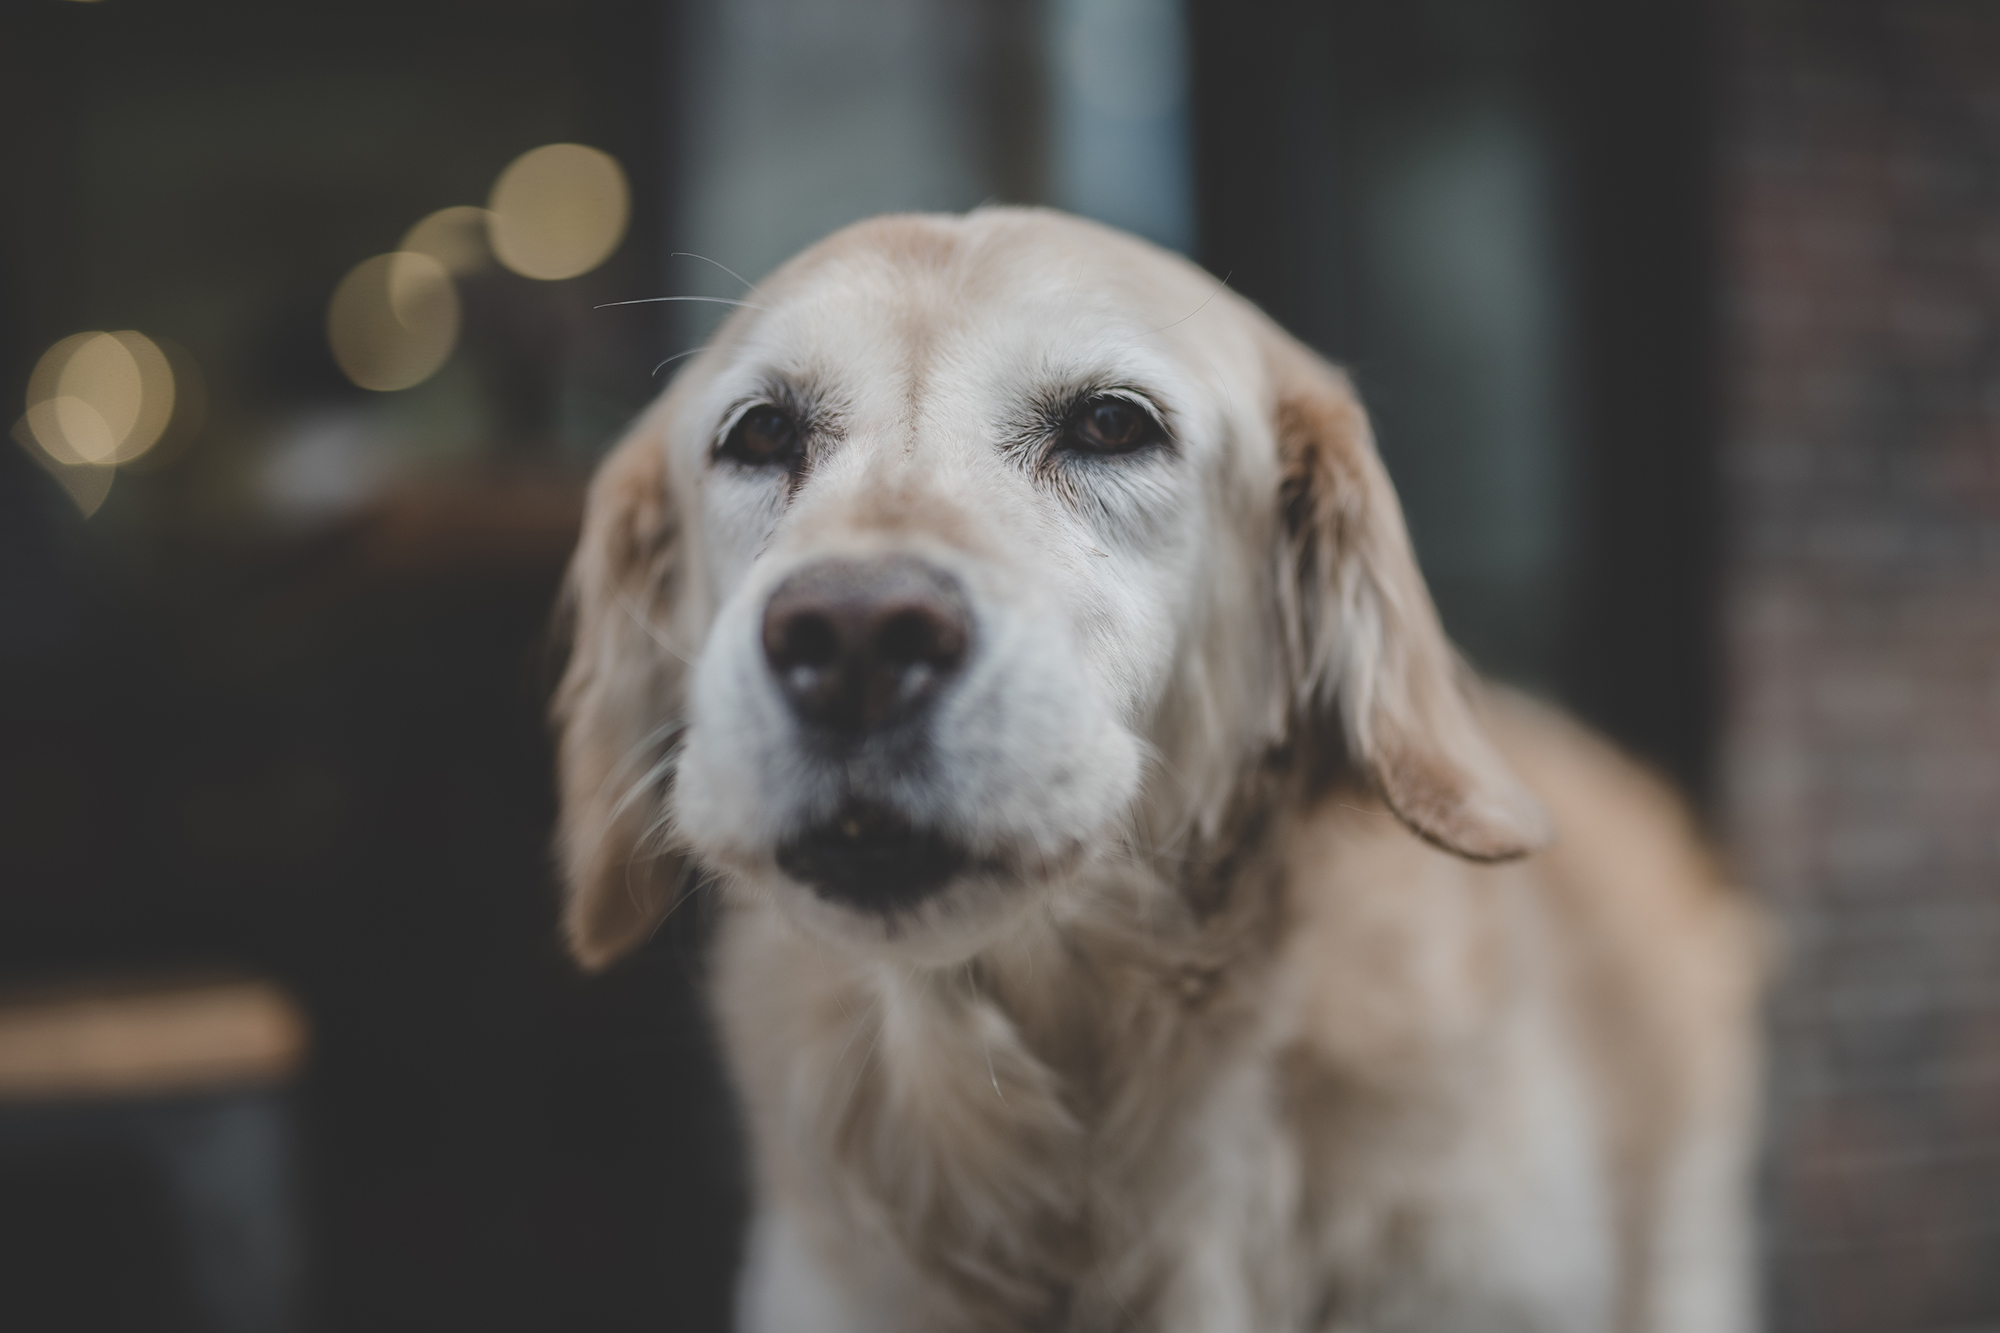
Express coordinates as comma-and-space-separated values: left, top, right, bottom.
721, 216, 1222, 422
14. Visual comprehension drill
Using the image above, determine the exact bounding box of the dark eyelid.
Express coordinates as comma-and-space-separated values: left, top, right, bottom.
1079, 387, 1158, 418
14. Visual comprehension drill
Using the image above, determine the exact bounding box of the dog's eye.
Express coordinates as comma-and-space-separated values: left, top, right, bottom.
1063, 396, 1160, 456
720, 405, 801, 468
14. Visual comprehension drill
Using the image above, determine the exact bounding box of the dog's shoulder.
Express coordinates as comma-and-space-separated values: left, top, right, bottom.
1276, 689, 1762, 1090
1480, 690, 1766, 1045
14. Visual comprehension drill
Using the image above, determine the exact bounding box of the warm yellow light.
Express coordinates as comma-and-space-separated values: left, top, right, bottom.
118, 332, 179, 463
23, 329, 177, 468
327, 251, 460, 392
60, 335, 140, 462
401, 205, 493, 276
486, 143, 630, 281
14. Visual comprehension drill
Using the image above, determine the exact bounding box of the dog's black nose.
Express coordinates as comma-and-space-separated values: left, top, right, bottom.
762, 556, 970, 734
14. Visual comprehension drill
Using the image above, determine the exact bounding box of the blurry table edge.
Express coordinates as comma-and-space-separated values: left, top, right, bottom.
0, 973, 307, 1104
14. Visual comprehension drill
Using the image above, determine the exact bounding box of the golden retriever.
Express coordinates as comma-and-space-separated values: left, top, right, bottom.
551, 208, 1762, 1333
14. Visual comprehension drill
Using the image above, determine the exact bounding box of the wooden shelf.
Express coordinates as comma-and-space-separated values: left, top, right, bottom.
0, 975, 306, 1102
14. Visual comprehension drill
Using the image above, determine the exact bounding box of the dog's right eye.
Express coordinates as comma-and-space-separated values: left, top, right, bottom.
1060, 395, 1163, 457
719, 405, 801, 469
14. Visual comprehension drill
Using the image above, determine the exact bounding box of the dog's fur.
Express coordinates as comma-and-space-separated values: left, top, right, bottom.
551, 208, 1762, 1332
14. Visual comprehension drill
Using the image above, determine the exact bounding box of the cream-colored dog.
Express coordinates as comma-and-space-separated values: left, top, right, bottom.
552, 208, 1761, 1333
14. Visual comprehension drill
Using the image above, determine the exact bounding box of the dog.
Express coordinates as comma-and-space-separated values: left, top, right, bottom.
550, 208, 1762, 1333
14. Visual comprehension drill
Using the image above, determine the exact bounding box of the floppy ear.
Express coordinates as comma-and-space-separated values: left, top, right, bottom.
1267, 338, 1551, 861
551, 402, 692, 970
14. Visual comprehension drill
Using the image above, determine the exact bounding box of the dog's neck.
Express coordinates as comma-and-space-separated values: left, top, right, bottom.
786, 769, 1303, 1329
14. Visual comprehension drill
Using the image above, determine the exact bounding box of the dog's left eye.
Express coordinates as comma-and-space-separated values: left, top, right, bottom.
720, 404, 802, 469
1063, 396, 1161, 456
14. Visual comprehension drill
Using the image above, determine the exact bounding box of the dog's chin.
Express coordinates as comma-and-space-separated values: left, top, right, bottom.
775, 799, 968, 914
723, 800, 1085, 966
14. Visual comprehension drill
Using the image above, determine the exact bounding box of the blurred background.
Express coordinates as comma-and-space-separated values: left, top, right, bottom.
0, 0, 1994, 1329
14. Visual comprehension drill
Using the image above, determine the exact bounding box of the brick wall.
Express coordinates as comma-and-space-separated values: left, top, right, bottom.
1720, 3, 2000, 1329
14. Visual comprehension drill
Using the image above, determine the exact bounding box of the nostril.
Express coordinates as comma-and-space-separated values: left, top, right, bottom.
878, 608, 967, 671
778, 612, 841, 669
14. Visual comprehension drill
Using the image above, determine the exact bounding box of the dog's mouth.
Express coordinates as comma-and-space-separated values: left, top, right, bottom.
775, 799, 968, 912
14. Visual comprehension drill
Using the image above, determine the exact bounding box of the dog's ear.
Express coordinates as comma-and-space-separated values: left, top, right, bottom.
552, 402, 691, 970
1267, 339, 1550, 861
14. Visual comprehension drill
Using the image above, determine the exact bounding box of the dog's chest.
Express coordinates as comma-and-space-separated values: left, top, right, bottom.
717, 898, 1309, 1331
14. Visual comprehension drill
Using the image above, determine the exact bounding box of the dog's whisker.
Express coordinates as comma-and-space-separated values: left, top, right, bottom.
1142, 270, 1232, 337
642, 853, 710, 945
669, 251, 759, 295
587, 713, 687, 816
594, 294, 773, 313
822, 1004, 889, 1136
962, 964, 1011, 1107
618, 593, 695, 665
652, 347, 705, 377
637, 796, 683, 851
983, 1032, 1008, 1106
619, 832, 686, 923
608, 738, 686, 827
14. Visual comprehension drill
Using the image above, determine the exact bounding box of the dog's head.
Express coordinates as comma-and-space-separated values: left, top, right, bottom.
552, 209, 1547, 970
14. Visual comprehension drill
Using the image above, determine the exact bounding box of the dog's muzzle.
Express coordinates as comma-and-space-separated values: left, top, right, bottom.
762, 555, 973, 909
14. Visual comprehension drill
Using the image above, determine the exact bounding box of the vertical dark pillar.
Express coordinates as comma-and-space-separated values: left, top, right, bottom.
1192, 0, 1719, 796
1546, 0, 1722, 800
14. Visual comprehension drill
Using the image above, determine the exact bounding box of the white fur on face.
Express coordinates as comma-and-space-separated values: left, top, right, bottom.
666, 218, 1266, 960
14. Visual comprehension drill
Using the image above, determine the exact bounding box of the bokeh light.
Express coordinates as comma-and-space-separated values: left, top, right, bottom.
326, 251, 461, 392
24, 330, 177, 468
400, 205, 493, 276
486, 143, 630, 281
16, 329, 180, 515
52, 334, 137, 464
